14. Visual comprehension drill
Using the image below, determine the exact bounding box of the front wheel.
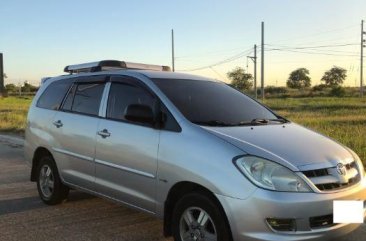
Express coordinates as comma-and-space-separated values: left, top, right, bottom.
36, 156, 69, 205
172, 192, 232, 241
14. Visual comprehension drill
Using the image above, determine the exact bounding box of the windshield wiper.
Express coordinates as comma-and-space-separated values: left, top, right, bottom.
192, 120, 234, 127
251, 118, 269, 124
237, 118, 269, 126
270, 116, 290, 123
193, 117, 289, 127
235, 117, 289, 126
269, 119, 288, 123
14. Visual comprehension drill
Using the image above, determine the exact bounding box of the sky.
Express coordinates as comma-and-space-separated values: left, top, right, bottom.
0, 0, 365, 87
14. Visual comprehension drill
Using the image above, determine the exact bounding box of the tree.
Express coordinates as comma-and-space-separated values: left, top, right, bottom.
330, 86, 346, 97
227, 67, 253, 91
21, 81, 38, 93
5, 83, 17, 92
321, 66, 347, 86
286, 68, 311, 89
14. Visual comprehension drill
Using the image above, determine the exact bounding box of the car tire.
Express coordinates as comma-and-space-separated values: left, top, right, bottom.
36, 155, 69, 205
172, 192, 232, 241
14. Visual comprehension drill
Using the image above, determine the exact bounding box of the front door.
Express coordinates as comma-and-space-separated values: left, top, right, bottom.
95, 77, 160, 212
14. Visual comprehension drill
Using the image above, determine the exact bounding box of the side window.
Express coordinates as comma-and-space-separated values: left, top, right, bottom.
37, 79, 73, 110
62, 84, 76, 111
161, 104, 182, 132
62, 83, 105, 116
107, 82, 156, 123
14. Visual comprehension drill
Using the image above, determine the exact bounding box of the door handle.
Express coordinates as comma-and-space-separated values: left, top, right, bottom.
53, 120, 63, 128
97, 129, 111, 138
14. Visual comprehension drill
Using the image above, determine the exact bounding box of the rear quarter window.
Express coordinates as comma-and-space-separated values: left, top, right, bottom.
37, 79, 73, 110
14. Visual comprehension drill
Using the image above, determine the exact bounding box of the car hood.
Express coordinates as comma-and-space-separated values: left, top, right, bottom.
202, 123, 353, 171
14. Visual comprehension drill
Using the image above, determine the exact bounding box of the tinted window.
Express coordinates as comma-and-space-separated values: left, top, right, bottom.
37, 79, 73, 110
160, 104, 181, 132
62, 84, 76, 111
107, 82, 156, 122
152, 78, 278, 126
71, 83, 105, 116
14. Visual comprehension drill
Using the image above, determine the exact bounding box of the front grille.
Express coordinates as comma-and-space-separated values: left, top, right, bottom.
316, 176, 360, 191
302, 168, 328, 178
309, 214, 335, 229
302, 161, 360, 192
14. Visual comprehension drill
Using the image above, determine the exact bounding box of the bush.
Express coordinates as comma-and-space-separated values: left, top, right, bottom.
5, 84, 17, 92
312, 84, 327, 91
265, 86, 288, 95
330, 86, 346, 97
21, 83, 38, 93
0, 88, 8, 97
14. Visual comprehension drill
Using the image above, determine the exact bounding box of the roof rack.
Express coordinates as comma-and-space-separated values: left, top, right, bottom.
64, 60, 171, 74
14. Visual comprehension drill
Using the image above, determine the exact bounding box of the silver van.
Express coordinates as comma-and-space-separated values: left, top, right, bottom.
25, 60, 366, 241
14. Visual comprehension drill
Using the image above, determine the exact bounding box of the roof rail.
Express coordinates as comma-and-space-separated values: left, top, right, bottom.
64, 60, 171, 74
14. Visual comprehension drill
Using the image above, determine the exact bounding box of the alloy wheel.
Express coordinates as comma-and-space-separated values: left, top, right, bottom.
179, 207, 217, 241
39, 164, 55, 198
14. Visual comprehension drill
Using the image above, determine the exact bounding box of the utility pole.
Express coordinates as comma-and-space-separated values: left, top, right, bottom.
0, 53, 4, 96
247, 45, 257, 99
261, 22, 265, 101
171, 29, 175, 72
361, 20, 365, 97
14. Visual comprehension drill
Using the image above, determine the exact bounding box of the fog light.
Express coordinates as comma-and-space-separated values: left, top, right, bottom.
266, 218, 297, 232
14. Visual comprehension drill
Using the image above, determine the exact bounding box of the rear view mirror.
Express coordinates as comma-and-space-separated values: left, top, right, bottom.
125, 104, 155, 125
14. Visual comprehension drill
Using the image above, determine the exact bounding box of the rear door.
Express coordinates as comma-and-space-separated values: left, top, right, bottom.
51, 76, 106, 190
94, 76, 160, 212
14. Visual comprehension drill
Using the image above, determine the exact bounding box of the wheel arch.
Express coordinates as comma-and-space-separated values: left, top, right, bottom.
30, 147, 53, 181
163, 181, 232, 239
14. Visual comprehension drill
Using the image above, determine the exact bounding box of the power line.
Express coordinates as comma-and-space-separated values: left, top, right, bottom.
269, 24, 359, 44
179, 42, 358, 71
266, 48, 359, 57
266, 43, 358, 50
209, 67, 226, 80
266, 43, 360, 56
179, 47, 253, 71
175, 47, 249, 59
299, 49, 358, 54
272, 36, 358, 46
177, 23, 361, 85
269, 58, 358, 64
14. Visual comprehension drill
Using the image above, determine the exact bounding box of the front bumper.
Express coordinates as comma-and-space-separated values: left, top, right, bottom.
216, 176, 366, 241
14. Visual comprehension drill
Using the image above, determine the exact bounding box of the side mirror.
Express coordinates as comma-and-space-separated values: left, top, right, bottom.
125, 104, 155, 125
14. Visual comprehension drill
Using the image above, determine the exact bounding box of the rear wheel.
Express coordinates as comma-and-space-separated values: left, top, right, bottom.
172, 192, 231, 241
36, 155, 69, 205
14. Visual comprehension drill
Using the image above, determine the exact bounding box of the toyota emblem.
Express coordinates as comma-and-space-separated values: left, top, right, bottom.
336, 163, 347, 176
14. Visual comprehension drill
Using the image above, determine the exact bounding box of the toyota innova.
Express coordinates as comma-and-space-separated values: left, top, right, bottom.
25, 60, 366, 241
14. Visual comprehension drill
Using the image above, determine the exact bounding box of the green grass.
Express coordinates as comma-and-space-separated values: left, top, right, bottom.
0, 96, 32, 134
0, 96, 365, 164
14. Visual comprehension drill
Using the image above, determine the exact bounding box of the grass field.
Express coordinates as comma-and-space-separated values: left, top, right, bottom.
0, 96, 32, 134
0, 96, 365, 164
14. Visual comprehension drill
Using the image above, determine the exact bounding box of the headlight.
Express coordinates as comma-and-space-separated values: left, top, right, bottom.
234, 156, 312, 192
347, 148, 365, 177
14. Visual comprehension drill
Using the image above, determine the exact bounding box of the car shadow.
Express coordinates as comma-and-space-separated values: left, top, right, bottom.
0, 191, 96, 216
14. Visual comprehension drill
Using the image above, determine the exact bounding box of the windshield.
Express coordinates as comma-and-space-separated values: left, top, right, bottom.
152, 78, 282, 126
